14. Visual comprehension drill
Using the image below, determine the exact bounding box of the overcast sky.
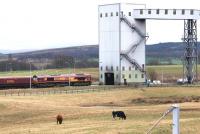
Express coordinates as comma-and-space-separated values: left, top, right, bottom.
0, 0, 199, 51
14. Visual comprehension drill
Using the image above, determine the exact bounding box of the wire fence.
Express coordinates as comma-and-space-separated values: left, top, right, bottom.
1, 82, 200, 97
0, 85, 142, 96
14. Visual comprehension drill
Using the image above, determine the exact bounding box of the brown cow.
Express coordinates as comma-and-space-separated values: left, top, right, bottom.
56, 114, 63, 124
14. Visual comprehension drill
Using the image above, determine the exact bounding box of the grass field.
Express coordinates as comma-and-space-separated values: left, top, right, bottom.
148, 65, 200, 82
0, 68, 99, 81
0, 86, 200, 134
1, 65, 199, 82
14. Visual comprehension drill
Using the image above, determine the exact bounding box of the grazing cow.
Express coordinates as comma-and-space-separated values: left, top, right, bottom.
112, 111, 126, 120
56, 114, 63, 124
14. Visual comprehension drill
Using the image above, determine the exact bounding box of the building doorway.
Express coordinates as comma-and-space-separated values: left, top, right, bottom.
105, 73, 114, 85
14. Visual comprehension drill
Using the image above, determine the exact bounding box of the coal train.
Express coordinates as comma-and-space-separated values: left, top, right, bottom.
0, 74, 91, 88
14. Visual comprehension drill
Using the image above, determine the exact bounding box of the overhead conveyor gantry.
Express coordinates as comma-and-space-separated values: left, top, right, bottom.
132, 8, 200, 83
133, 9, 200, 20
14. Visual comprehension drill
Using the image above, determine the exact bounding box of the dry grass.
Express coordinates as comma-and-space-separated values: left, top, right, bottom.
0, 87, 200, 134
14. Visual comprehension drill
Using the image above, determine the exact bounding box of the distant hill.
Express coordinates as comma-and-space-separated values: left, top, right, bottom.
0, 53, 7, 60
146, 42, 200, 58
10, 42, 194, 60
0, 42, 199, 69
146, 42, 184, 58
12, 45, 98, 60
146, 42, 200, 64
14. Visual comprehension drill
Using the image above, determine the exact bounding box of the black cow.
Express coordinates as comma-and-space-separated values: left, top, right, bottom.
112, 111, 126, 120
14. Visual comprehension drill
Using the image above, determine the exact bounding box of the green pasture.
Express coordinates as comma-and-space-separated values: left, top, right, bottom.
0, 65, 200, 82
0, 68, 98, 77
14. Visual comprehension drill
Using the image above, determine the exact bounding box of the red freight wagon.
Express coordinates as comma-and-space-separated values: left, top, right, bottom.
0, 76, 31, 88
0, 73, 91, 89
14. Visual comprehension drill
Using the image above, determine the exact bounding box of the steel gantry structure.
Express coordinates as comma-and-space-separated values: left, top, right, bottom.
183, 19, 198, 83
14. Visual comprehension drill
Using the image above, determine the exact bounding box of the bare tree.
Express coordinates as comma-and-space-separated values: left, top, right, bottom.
147, 68, 158, 82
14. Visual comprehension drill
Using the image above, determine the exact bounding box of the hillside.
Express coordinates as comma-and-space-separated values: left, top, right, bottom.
1, 43, 184, 59
12, 45, 98, 60
146, 42, 200, 64
0, 42, 199, 70
12, 42, 200, 60
146, 42, 184, 58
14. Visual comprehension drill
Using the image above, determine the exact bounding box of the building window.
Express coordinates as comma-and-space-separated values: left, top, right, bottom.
129, 74, 131, 79
111, 66, 113, 71
148, 9, 151, 14
135, 67, 137, 71
140, 9, 143, 14
116, 74, 118, 79
105, 13, 108, 17
173, 9, 176, 15
156, 9, 159, 14
100, 13, 102, 18
116, 66, 118, 71
122, 74, 125, 79
122, 66, 125, 71
128, 12, 131, 16
111, 12, 113, 17
121, 11, 123, 16
141, 74, 144, 78
165, 9, 168, 14
116, 12, 118, 16
190, 10, 194, 15
135, 74, 138, 79
106, 66, 108, 71
182, 9, 185, 15
101, 74, 103, 78
100, 66, 103, 71
142, 64, 144, 70
129, 66, 131, 71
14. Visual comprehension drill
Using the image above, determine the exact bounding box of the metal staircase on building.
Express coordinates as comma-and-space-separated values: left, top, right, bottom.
120, 15, 146, 72
121, 15, 145, 37
120, 53, 144, 72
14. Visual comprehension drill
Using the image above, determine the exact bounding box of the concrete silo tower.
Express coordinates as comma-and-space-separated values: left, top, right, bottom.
98, 3, 146, 85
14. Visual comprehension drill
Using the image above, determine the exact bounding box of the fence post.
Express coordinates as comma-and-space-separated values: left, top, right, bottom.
172, 104, 180, 134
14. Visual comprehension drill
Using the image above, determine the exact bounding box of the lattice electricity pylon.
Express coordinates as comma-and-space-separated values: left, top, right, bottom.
182, 19, 198, 84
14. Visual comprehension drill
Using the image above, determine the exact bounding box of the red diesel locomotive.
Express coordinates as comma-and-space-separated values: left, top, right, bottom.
0, 74, 91, 88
